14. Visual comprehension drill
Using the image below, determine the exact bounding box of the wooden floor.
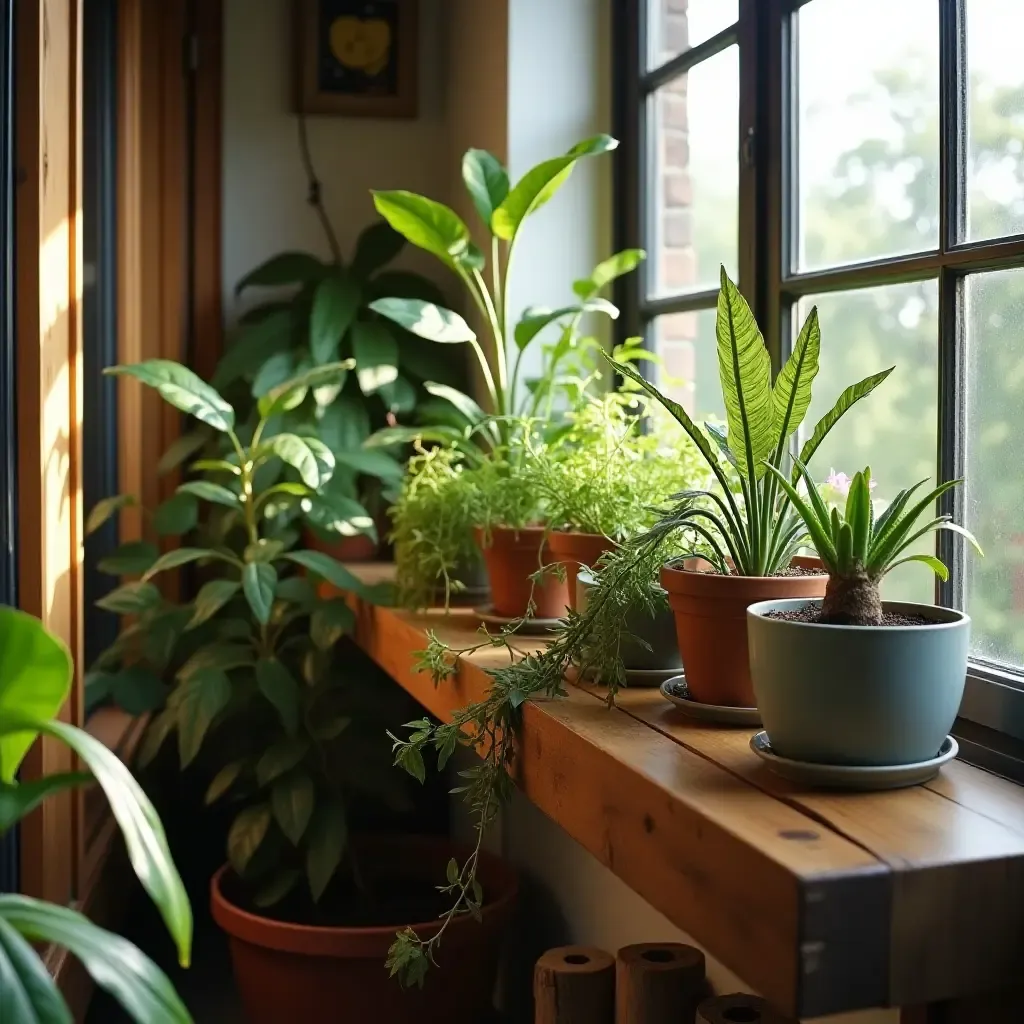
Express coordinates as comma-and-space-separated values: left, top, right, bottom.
342, 564, 1024, 1020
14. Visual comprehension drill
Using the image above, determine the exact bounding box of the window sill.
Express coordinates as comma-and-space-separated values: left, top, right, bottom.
342, 563, 1024, 1019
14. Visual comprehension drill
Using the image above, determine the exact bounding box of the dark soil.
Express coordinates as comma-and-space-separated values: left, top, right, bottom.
772, 565, 827, 577
766, 606, 933, 627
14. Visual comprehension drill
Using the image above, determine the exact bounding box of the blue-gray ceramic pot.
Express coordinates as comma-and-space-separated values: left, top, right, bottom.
576, 571, 682, 671
747, 599, 969, 766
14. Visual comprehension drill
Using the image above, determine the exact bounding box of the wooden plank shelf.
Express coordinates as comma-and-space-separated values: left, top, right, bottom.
341, 564, 1024, 1019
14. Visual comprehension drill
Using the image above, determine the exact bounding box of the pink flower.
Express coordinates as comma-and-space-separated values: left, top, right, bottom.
820, 468, 878, 506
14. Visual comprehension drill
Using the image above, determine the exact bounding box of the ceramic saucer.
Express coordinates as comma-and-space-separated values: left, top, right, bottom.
568, 663, 682, 689
659, 676, 762, 727
474, 604, 564, 636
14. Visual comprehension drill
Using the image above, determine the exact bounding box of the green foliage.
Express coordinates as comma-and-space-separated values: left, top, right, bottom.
88, 360, 397, 914
0, 606, 191, 1023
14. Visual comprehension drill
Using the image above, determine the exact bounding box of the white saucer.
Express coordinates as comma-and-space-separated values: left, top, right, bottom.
659, 676, 762, 727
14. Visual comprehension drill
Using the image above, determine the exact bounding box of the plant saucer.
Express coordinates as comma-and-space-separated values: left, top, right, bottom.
749, 732, 958, 790
474, 604, 564, 636
659, 676, 762, 727
568, 663, 682, 689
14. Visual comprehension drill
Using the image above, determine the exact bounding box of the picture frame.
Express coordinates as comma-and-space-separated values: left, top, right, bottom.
294, 0, 419, 119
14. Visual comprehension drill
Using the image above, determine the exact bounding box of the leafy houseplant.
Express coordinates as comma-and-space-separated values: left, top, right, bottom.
0, 606, 192, 1023
88, 359, 517, 1021
747, 463, 979, 769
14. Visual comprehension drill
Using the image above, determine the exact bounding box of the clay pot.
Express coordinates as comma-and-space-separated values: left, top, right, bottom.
304, 527, 380, 563
474, 525, 570, 619
211, 835, 518, 1024
547, 531, 618, 611
660, 556, 826, 707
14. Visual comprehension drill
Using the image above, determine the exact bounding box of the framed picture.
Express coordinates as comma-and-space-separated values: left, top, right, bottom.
294, 0, 419, 118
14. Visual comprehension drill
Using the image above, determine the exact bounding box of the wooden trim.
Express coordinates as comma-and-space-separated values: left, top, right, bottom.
15, 0, 85, 905
342, 565, 1024, 1018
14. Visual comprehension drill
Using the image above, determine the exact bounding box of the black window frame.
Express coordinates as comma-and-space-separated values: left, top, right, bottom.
614, 0, 1024, 779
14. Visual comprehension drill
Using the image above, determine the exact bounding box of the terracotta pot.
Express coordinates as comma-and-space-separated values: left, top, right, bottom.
211, 835, 518, 1024
547, 530, 618, 611
474, 525, 570, 619
304, 528, 380, 563
660, 556, 826, 707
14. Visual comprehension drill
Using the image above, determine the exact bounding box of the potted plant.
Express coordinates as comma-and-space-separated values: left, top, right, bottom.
88, 359, 518, 1023
746, 462, 980, 768
609, 267, 894, 707
0, 605, 191, 1022
368, 136, 644, 619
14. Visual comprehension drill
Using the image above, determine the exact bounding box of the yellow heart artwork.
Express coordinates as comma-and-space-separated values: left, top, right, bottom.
329, 16, 391, 77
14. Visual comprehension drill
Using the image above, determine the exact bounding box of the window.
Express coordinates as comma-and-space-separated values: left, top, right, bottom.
616, 0, 1024, 768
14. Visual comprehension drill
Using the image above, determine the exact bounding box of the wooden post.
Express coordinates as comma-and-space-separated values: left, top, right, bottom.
534, 945, 615, 1024
616, 943, 706, 1024
697, 993, 797, 1024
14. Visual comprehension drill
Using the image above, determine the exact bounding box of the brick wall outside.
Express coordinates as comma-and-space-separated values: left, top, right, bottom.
652, 0, 697, 412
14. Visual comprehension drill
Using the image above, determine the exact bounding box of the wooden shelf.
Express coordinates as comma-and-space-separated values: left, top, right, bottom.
342, 564, 1024, 1019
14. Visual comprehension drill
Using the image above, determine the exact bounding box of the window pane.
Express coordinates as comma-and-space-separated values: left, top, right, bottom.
649, 46, 738, 297
966, 1, 1024, 242
648, 0, 738, 70
797, 0, 939, 271
651, 309, 726, 425
797, 281, 939, 603
964, 269, 1024, 668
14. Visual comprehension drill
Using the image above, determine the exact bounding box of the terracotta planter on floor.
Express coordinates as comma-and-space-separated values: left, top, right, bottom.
547, 530, 617, 610
474, 525, 570, 619
660, 556, 826, 707
211, 836, 518, 1024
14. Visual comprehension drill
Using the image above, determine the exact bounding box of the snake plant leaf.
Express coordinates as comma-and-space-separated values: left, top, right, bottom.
715, 268, 774, 481
771, 304, 820, 448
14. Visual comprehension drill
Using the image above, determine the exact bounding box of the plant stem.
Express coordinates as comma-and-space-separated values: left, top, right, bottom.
454, 266, 502, 415
473, 268, 507, 408
296, 111, 343, 266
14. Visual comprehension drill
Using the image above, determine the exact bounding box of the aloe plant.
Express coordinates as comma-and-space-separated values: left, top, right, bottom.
766, 461, 982, 624
366, 137, 643, 440
0, 607, 191, 1022
611, 267, 894, 576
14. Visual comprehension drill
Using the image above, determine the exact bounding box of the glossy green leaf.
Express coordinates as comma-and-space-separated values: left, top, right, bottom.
310, 273, 360, 364
371, 190, 472, 267
351, 320, 399, 394
272, 772, 315, 845
256, 659, 299, 735
177, 669, 231, 767
378, 374, 418, 414
573, 248, 646, 300
305, 798, 347, 901
86, 494, 137, 536
257, 360, 354, 419
256, 737, 309, 786
310, 600, 355, 650
109, 667, 169, 716
251, 351, 297, 398
143, 547, 227, 582
302, 493, 375, 539
0, 913, 72, 1023
0, 772, 92, 832
242, 563, 277, 625
154, 493, 200, 537
157, 429, 212, 476
228, 804, 272, 876
187, 580, 241, 630
332, 448, 404, 483
95, 581, 162, 615
513, 298, 618, 351
177, 480, 239, 508
205, 761, 245, 805
368, 297, 475, 343
566, 134, 619, 157
97, 541, 159, 576
245, 539, 285, 564
363, 425, 464, 449
235, 252, 325, 295
351, 220, 405, 279
462, 148, 509, 228
317, 394, 370, 451
297, 437, 336, 489
105, 361, 234, 433
177, 642, 254, 681
259, 433, 321, 489
886, 552, 950, 581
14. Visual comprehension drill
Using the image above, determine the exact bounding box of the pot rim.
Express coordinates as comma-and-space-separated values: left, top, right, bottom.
661, 554, 825, 585
747, 598, 971, 631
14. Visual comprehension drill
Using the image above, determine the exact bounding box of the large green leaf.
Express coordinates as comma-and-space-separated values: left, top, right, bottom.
95, 581, 162, 615
302, 493, 375, 539
177, 643, 254, 680
351, 321, 399, 394
305, 798, 347, 901
205, 761, 245, 805
0, 913, 71, 1023
378, 374, 417, 414
177, 669, 231, 767
716, 268, 774, 481
272, 772, 315, 845
235, 252, 325, 295
283, 550, 366, 595
97, 541, 159, 576
0, 898, 191, 1024
106, 361, 234, 433
187, 580, 241, 630
423, 381, 491, 430
332, 449, 404, 484
227, 805, 272, 876
251, 351, 299, 399
109, 667, 169, 716
257, 361, 354, 420
371, 191, 472, 267
0, 609, 71, 783
310, 273, 360, 364
573, 248, 646, 300
143, 547, 229, 582
253, 869, 301, 909
368, 298, 475, 343
256, 659, 299, 734
242, 563, 277, 625
491, 136, 617, 241
256, 738, 309, 786
513, 298, 618, 351
796, 366, 895, 476
86, 494, 137, 536
259, 433, 322, 488
351, 220, 405, 279
0, 772, 92, 832
462, 149, 509, 228
177, 480, 239, 508
154, 492, 200, 537
771, 304, 821, 449
318, 394, 371, 451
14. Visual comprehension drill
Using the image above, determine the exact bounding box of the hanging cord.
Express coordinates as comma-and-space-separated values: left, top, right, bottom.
296, 110, 343, 266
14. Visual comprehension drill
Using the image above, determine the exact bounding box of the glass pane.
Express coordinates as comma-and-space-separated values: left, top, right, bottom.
797, 281, 939, 603
966, 1, 1024, 242
648, 45, 738, 297
964, 269, 1024, 667
648, 0, 738, 70
651, 309, 726, 426
797, 0, 939, 271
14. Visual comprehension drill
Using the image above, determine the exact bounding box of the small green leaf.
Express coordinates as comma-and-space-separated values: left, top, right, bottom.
251, 351, 297, 398
368, 298, 475, 343
284, 550, 366, 594
95, 581, 162, 615
422, 381, 489, 427
0, 772, 93, 832
97, 541, 159, 576
311, 715, 350, 741
333, 448, 404, 484
253, 868, 301, 908
256, 738, 309, 786
305, 798, 347, 901
887, 552, 950, 581
137, 708, 177, 769
310, 273, 360, 364
86, 494, 137, 536
177, 480, 239, 508
187, 580, 242, 630
158, 428, 212, 475
259, 433, 322, 489
351, 320, 399, 394
351, 220, 405, 279
245, 539, 285, 563
513, 298, 618, 351
143, 547, 225, 581
272, 771, 315, 845
153, 492, 200, 537
177, 669, 231, 767
242, 563, 277, 625
446, 857, 460, 885
371, 190, 472, 267
109, 667, 169, 716
573, 248, 646, 299
105, 360, 235, 433
310, 600, 355, 650
256, 659, 300, 734
227, 804, 272, 876
258, 361, 354, 419
235, 252, 325, 294
205, 761, 245, 804
177, 643, 254, 681
462, 149, 509, 228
